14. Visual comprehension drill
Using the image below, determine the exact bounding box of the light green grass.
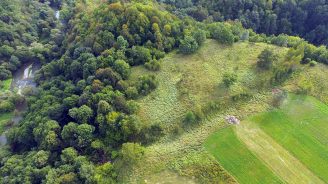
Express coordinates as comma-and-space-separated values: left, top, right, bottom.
133, 40, 287, 132
204, 127, 283, 184
0, 112, 13, 134
126, 40, 288, 183
236, 120, 324, 184
251, 94, 328, 183
0, 78, 12, 92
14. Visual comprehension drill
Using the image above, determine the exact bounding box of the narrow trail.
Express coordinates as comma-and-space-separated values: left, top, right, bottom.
235, 121, 324, 184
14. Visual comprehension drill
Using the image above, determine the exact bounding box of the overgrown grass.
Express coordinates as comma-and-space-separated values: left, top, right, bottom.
252, 94, 328, 183
0, 112, 13, 134
126, 40, 288, 183
0, 78, 12, 92
204, 127, 283, 184
133, 40, 287, 133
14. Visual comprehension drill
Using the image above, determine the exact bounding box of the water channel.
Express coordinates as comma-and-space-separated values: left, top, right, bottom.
0, 9, 61, 146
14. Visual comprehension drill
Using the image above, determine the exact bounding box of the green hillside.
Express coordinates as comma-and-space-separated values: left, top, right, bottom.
127, 39, 328, 183
2, 0, 328, 183
126, 40, 288, 183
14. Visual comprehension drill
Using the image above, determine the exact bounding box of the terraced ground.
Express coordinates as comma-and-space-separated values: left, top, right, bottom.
205, 94, 328, 184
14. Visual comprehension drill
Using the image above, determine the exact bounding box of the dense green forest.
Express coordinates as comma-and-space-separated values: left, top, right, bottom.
159, 0, 328, 46
1, 0, 328, 183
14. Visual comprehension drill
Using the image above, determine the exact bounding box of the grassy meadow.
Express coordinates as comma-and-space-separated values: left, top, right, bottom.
0, 112, 13, 134
126, 39, 328, 183
126, 40, 288, 183
0, 78, 12, 92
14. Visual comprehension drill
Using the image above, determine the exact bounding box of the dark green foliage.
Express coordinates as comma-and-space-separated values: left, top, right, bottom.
183, 106, 204, 126
301, 58, 311, 65
120, 142, 145, 165
257, 49, 278, 70
113, 59, 131, 79
208, 23, 234, 45
222, 72, 237, 87
145, 60, 161, 71
0, 101, 14, 113
193, 29, 207, 46
231, 92, 253, 102
137, 75, 158, 95
128, 46, 152, 65
68, 105, 93, 124
184, 111, 197, 124
179, 36, 199, 54
161, 0, 328, 46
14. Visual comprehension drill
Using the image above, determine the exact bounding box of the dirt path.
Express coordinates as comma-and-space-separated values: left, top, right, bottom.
235, 121, 324, 184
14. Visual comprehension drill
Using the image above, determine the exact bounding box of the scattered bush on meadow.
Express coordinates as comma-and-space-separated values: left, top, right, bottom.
257, 48, 278, 70
309, 60, 317, 67
145, 60, 161, 71
223, 72, 237, 87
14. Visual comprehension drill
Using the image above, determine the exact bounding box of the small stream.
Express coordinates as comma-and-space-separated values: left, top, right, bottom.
0, 10, 61, 146
11, 62, 39, 95
0, 62, 39, 146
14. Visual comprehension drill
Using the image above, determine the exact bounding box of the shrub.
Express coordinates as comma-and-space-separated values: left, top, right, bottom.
184, 111, 197, 125
222, 72, 237, 87
309, 60, 317, 67
297, 78, 314, 94
183, 107, 203, 126
179, 36, 199, 54
208, 23, 234, 45
125, 87, 139, 99
301, 58, 311, 64
231, 92, 252, 102
257, 48, 278, 70
137, 75, 158, 95
0, 100, 15, 113
121, 143, 145, 165
193, 29, 207, 46
272, 89, 287, 108
145, 60, 161, 71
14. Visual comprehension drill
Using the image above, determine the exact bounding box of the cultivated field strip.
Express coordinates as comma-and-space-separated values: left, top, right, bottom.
236, 121, 324, 184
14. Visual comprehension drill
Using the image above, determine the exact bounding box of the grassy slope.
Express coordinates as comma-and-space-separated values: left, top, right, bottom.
204, 127, 283, 184
0, 79, 12, 92
0, 112, 13, 134
252, 94, 328, 183
126, 40, 288, 183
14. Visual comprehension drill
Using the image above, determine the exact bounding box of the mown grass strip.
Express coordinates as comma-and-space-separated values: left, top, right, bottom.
236, 120, 324, 184
204, 127, 283, 184
252, 95, 328, 183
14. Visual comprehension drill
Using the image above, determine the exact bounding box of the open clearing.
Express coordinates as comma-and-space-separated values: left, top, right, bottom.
0, 112, 13, 134
0, 78, 12, 92
127, 40, 288, 183
129, 40, 328, 183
